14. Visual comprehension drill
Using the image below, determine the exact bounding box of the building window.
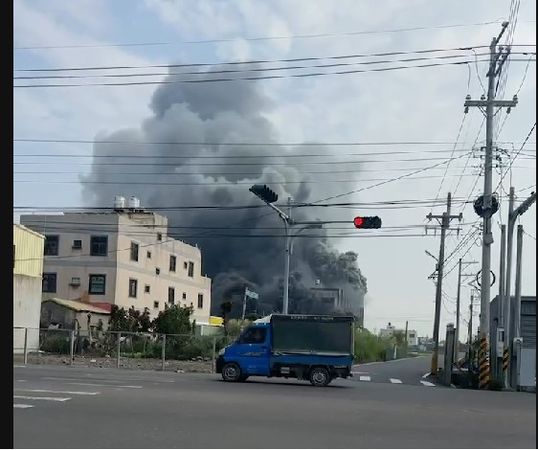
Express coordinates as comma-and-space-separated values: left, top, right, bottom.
88, 274, 106, 295
168, 287, 175, 304
153, 301, 159, 309
42, 273, 57, 293
182, 292, 187, 300
169, 255, 177, 272
128, 279, 138, 298
69, 277, 81, 286
44, 235, 59, 256
72, 239, 82, 250
155, 267, 160, 275
188, 262, 194, 277
147, 251, 152, 259
197, 294, 203, 309
157, 232, 162, 241
144, 284, 151, 294
130, 242, 139, 262
90, 236, 108, 256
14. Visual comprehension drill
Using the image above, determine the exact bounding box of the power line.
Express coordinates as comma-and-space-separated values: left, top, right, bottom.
15, 52, 500, 80
14, 155, 490, 167
14, 58, 535, 88
308, 152, 473, 204
12, 173, 483, 187
14, 137, 533, 146
496, 122, 537, 191
13, 20, 515, 51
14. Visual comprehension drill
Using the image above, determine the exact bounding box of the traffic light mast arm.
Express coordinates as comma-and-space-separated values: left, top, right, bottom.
264, 202, 290, 223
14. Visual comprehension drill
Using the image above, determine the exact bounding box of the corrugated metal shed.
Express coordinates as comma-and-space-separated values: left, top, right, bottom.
13, 224, 45, 278
42, 298, 111, 314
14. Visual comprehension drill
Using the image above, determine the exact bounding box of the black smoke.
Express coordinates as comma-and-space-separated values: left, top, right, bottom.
82, 67, 367, 318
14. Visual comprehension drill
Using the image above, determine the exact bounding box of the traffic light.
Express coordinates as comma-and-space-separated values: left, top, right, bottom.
249, 184, 278, 204
353, 216, 382, 229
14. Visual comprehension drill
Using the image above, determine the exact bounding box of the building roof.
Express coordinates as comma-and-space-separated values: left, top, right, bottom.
43, 298, 111, 314
13, 223, 45, 239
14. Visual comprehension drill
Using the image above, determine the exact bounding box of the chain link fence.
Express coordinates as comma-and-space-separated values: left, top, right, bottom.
13, 327, 236, 373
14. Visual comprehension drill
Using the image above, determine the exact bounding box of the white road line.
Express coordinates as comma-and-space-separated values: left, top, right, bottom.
389, 378, 403, 384
351, 371, 368, 375
420, 380, 436, 387
14, 404, 34, 409
68, 382, 142, 389
359, 376, 371, 382
14, 395, 71, 402
16, 380, 27, 382
15, 389, 99, 396
13, 365, 27, 368
421, 372, 431, 379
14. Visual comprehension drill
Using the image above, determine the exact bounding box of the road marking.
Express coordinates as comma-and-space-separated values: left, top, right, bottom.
420, 380, 436, 387
389, 378, 403, 384
13, 365, 27, 368
13, 404, 34, 409
14, 395, 71, 402
421, 372, 431, 379
15, 389, 99, 396
359, 376, 371, 382
16, 380, 27, 382
68, 382, 142, 389
351, 371, 368, 375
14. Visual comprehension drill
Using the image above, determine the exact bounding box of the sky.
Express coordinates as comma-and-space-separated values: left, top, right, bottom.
14, 0, 536, 336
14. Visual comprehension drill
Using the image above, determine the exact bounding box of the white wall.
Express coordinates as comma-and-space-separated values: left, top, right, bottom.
13, 275, 41, 353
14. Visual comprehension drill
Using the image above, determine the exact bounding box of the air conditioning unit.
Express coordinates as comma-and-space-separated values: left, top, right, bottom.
70, 277, 81, 286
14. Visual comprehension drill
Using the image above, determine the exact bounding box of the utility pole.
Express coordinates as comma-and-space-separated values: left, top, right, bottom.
404, 320, 409, 356
426, 192, 462, 376
463, 21, 517, 389
467, 293, 474, 361
454, 259, 462, 362
503, 190, 536, 387
282, 197, 292, 315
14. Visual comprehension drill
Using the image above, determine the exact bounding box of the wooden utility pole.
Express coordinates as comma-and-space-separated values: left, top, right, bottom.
426, 193, 463, 376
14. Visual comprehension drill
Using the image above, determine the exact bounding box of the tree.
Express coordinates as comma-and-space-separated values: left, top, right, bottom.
152, 304, 193, 335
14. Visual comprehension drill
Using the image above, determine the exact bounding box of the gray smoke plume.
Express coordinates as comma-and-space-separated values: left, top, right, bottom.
82, 67, 367, 317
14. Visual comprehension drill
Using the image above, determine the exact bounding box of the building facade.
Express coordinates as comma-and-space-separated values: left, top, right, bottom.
379, 322, 418, 347
13, 224, 45, 353
21, 205, 212, 325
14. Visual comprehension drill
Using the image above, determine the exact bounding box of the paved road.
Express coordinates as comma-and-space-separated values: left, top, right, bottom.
14, 364, 535, 448
352, 355, 433, 386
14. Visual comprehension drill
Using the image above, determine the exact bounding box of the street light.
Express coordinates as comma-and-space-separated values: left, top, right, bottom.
249, 185, 324, 314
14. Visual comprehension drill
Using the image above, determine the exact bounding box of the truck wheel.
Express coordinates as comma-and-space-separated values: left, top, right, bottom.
222, 363, 242, 382
309, 367, 331, 387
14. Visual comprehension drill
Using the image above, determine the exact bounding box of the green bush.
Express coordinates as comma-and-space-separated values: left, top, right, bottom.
41, 335, 70, 354
354, 328, 392, 363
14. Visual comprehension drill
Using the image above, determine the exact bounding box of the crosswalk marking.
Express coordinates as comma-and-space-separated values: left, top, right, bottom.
420, 380, 436, 387
389, 378, 403, 384
67, 382, 142, 389
14, 395, 71, 402
15, 389, 99, 396
14, 404, 34, 409
359, 376, 371, 382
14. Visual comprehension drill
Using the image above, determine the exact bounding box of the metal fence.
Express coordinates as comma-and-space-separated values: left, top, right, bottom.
13, 327, 235, 372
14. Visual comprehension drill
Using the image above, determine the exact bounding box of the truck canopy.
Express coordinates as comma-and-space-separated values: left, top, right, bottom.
270, 314, 354, 356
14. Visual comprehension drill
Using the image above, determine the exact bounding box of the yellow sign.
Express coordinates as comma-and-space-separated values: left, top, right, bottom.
209, 316, 224, 326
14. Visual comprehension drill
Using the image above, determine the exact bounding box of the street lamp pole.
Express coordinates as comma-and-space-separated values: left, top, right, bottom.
249, 185, 323, 315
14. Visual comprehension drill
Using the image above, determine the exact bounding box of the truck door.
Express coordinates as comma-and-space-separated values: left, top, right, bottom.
235, 326, 270, 376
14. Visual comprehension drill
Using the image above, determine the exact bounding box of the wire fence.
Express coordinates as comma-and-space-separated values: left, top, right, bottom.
13, 327, 234, 372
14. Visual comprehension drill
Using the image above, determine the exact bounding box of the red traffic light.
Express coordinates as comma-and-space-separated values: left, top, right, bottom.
353, 216, 382, 229
353, 217, 364, 227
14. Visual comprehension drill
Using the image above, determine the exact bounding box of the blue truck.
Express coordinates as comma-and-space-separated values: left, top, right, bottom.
216, 314, 355, 387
